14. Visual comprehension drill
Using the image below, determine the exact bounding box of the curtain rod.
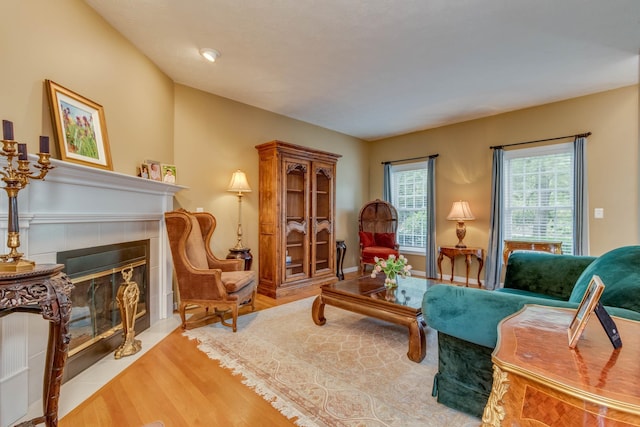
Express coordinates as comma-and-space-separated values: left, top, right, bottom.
381, 153, 439, 165
490, 132, 591, 150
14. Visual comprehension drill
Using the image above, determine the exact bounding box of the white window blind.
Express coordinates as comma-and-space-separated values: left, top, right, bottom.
503, 143, 574, 254
390, 161, 428, 252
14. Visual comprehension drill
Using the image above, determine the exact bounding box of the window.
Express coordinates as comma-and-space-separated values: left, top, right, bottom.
390, 161, 429, 252
503, 143, 574, 254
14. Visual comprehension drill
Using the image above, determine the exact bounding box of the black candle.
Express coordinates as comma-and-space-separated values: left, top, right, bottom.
2, 120, 14, 140
17, 143, 27, 160
39, 136, 50, 153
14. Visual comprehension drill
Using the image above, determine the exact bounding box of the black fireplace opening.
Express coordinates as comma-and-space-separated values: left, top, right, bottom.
57, 239, 151, 382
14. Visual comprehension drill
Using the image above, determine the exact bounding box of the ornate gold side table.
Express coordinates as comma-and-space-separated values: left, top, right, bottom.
0, 264, 73, 427
482, 305, 640, 426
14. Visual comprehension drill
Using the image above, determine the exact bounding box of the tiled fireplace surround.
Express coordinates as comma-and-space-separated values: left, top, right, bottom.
0, 157, 183, 425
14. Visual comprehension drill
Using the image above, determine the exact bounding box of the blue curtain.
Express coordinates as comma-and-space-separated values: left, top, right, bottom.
573, 136, 589, 255
425, 157, 437, 278
383, 163, 392, 202
485, 148, 504, 290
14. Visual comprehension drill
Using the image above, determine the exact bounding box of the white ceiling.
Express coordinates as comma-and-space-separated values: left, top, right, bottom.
85, 0, 640, 141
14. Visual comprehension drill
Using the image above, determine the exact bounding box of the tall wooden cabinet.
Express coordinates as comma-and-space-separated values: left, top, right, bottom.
256, 141, 341, 298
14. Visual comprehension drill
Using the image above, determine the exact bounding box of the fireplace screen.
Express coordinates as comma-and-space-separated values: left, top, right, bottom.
68, 260, 147, 355
57, 239, 150, 381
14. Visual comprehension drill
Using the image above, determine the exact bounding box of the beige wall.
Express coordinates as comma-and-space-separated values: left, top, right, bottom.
173, 84, 369, 270
369, 86, 639, 277
2, 0, 637, 278
0, 0, 174, 174
0, 0, 369, 273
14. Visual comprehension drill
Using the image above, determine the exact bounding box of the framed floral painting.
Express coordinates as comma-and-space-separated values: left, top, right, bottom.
46, 80, 113, 170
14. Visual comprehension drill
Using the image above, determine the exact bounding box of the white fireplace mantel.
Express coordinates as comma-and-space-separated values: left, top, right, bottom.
0, 157, 185, 427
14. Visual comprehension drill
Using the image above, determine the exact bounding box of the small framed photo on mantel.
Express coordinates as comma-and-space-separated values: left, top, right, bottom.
161, 164, 177, 184
145, 160, 162, 181
139, 163, 150, 179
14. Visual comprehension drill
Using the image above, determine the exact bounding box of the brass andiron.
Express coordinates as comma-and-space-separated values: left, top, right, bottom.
114, 266, 142, 359
0, 120, 54, 272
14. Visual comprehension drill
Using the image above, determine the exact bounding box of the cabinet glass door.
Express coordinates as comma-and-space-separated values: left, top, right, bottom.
284, 161, 310, 282
312, 164, 334, 276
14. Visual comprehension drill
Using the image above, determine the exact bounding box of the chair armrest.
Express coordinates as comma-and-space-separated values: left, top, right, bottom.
424, 284, 640, 349
208, 256, 243, 271
176, 267, 229, 300
424, 284, 579, 348
503, 252, 596, 299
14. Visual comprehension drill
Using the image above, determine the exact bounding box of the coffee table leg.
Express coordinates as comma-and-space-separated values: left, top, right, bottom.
312, 296, 326, 326
407, 314, 426, 362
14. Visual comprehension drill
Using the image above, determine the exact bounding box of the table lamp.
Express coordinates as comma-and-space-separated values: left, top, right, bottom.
447, 200, 475, 248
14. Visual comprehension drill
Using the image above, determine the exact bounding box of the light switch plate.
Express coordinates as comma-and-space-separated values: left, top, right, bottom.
594, 208, 604, 219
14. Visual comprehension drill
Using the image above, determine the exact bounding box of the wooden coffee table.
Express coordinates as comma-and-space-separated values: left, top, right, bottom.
311, 275, 435, 363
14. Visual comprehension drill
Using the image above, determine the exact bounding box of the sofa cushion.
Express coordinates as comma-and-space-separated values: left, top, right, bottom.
503, 251, 595, 299
569, 246, 640, 313
362, 246, 398, 258
358, 231, 375, 248
374, 232, 396, 249
221, 270, 256, 293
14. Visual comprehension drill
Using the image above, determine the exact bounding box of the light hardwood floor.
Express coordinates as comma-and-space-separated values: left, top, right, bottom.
60, 287, 321, 427
60, 273, 461, 426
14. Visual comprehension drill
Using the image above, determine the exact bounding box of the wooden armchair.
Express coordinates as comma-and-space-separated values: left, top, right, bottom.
358, 199, 400, 272
164, 209, 257, 331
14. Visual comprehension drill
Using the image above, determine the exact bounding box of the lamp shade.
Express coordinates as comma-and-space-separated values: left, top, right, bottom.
227, 170, 252, 193
447, 201, 475, 221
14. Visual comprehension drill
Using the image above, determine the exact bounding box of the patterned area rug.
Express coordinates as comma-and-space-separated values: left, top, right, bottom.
185, 297, 479, 427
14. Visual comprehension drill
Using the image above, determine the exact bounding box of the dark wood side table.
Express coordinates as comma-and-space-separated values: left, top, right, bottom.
226, 248, 253, 271
482, 305, 640, 426
0, 264, 73, 427
437, 246, 484, 287
335, 240, 346, 280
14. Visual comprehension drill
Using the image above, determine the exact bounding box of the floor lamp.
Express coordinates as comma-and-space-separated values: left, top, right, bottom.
227, 170, 252, 250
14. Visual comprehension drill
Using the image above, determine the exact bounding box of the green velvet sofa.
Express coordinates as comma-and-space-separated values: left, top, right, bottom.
423, 245, 640, 417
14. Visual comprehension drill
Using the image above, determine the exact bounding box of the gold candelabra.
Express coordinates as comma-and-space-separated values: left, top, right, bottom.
0, 120, 54, 272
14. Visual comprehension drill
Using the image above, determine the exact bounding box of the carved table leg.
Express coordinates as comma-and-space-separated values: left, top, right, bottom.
311, 295, 326, 325
476, 255, 484, 287
464, 254, 472, 287
335, 240, 346, 280
449, 255, 455, 283
407, 314, 426, 362
481, 365, 510, 427
42, 278, 73, 427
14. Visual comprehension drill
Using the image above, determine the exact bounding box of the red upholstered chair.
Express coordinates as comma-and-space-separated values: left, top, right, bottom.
358, 199, 400, 272
164, 209, 257, 331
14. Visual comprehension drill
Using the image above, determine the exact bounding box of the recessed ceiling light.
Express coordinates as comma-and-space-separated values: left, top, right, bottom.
199, 48, 220, 63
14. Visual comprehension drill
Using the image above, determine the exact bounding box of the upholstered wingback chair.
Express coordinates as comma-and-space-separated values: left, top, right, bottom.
164, 209, 257, 331
358, 199, 400, 272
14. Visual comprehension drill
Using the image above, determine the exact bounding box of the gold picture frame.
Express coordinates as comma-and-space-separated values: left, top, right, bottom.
568, 275, 605, 348
45, 80, 113, 170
